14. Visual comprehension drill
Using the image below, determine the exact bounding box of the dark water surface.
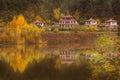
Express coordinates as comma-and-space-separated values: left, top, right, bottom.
0, 44, 96, 80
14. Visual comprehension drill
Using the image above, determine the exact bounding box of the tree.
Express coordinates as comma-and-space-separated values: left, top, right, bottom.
0, 0, 120, 22
35, 16, 44, 22
9, 14, 27, 28
73, 10, 80, 21
53, 8, 64, 21
0, 14, 45, 44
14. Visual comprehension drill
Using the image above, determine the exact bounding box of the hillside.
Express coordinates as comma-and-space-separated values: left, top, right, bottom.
0, 0, 120, 23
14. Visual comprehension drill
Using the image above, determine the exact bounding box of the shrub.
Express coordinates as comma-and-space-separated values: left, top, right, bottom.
72, 24, 82, 32
89, 53, 119, 80
82, 26, 98, 32
53, 28, 59, 33
95, 34, 117, 54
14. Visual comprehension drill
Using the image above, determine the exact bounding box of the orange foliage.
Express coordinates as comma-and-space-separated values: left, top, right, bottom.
9, 14, 27, 28
0, 45, 45, 72
0, 14, 45, 44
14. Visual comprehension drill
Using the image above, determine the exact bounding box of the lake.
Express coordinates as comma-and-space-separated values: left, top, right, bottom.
0, 43, 98, 80
0, 41, 119, 80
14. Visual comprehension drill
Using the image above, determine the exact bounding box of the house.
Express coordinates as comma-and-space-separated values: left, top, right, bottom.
85, 18, 98, 26
104, 19, 118, 30
59, 50, 78, 64
33, 20, 44, 27
58, 15, 78, 29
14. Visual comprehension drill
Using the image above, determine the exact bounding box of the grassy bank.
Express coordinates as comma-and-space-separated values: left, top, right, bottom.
42, 32, 97, 44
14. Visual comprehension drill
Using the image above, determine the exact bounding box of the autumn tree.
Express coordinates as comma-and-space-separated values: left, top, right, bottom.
73, 10, 80, 21
9, 14, 27, 28
96, 18, 104, 30
0, 14, 45, 44
53, 8, 64, 21
35, 16, 44, 22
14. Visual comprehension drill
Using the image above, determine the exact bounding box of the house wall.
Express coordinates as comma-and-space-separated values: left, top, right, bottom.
105, 21, 118, 30
58, 16, 78, 29
110, 22, 117, 26
85, 20, 97, 26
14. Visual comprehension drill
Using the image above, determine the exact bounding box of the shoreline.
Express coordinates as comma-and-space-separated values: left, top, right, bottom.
0, 32, 117, 45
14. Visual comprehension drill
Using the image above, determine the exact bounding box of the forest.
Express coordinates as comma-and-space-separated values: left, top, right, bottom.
0, 0, 120, 23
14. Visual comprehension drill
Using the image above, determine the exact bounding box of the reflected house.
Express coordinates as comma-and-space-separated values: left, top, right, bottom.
104, 19, 118, 30
58, 15, 78, 29
59, 50, 78, 64
85, 18, 98, 26
33, 20, 44, 27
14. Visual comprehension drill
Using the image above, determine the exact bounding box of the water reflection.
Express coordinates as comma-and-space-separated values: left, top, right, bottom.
59, 50, 79, 64
0, 45, 96, 80
0, 44, 95, 72
0, 41, 119, 80
0, 45, 45, 72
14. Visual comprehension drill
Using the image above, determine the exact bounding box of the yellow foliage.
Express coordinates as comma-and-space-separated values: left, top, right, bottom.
53, 8, 64, 21
9, 14, 27, 28
46, 19, 51, 24
0, 14, 45, 44
83, 26, 98, 31
73, 10, 80, 21
66, 10, 70, 15
35, 16, 44, 22
96, 18, 102, 25
90, 26, 98, 31
0, 45, 46, 73
53, 28, 59, 33
9, 16, 17, 28
103, 62, 116, 72
17, 14, 27, 27
54, 58, 61, 69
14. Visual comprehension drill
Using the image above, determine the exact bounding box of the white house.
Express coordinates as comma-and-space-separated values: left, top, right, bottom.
105, 19, 118, 30
85, 18, 98, 26
58, 15, 78, 29
33, 20, 44, 27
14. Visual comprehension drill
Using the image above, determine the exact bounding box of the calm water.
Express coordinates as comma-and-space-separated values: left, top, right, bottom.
0, 44, 102, 80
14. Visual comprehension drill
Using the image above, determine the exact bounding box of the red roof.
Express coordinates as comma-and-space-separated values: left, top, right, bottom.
105, 19, 117, 23
59, 15, 77, 22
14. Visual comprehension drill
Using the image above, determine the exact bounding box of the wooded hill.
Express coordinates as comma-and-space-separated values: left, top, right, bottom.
0, 0, 120, 23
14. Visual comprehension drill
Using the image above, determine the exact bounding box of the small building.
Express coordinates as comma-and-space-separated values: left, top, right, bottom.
33, 20, 44, 27
58, 15, 78, 29
104, 19, 118, 30
85, 18, 98, 26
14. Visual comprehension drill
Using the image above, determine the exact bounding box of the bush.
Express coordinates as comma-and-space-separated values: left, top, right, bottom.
95, 34, 117, 54
72, 24, 82, 32
44, 27, 51, 32
82, 26, 98, 32
89, 53, 119, 80
53, 28, 59, 33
